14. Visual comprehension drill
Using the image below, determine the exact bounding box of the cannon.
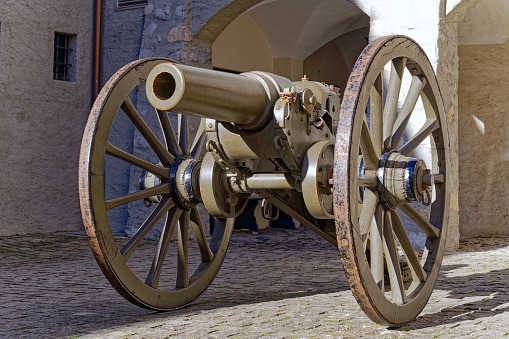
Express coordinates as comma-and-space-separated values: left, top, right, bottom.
79, 35, 450, 326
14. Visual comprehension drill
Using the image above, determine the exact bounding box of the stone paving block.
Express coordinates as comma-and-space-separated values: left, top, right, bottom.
1, 229, 509, 337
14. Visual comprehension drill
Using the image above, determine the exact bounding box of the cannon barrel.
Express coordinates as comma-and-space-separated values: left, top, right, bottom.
146, 63, 284, 130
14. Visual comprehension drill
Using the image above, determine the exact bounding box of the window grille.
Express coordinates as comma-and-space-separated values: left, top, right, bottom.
116, 0, 148, 11
53, 33, 75, 81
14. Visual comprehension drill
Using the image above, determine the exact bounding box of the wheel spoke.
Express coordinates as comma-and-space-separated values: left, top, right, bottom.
190, 207, 214, 262
360, 119, 379, 170
391, 210, 427, 282
399, 203, 440, 239
358, 170, 378, 188
178, 114, 189, 156
370, 72, 384, 155
121, 97, 174, 165
105, 183, 171, 210
383, 57, 406, 150
383, 211, 407, 304
156, 109, 183, 157
120, 198, 175, 261
145, 206, 182, 288
359, 190, 378, 236
399, 118, 439, 156
176, 209, 190, 288
391, 76, 427, 148
370, 204, 385, 290
363, 218, 374, 251
106, 142, 169, 179
191, 119, 206, 159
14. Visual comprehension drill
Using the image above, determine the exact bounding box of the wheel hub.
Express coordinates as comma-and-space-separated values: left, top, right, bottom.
377, 151, 430, 210
170, 157, 202, 208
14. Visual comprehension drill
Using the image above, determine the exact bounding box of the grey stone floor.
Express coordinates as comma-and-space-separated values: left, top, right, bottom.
1, 227, 509, 338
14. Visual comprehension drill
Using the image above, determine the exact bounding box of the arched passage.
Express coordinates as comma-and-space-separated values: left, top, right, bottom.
457, 0, 509, 237
210, 0, 369, 90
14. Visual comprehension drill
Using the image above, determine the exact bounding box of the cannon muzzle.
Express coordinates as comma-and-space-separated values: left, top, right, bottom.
146, 63, 286, 130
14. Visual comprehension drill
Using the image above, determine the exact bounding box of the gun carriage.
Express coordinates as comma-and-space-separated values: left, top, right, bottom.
79, 35, 450, 326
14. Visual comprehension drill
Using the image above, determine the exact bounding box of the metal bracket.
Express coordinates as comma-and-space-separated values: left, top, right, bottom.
206, 139, 242, 177
261, 199, 279, 221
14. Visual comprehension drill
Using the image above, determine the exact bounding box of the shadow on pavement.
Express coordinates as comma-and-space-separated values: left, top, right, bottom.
2, 230, 509, 337
393, 266, 509, 332
0, 228, 351, 337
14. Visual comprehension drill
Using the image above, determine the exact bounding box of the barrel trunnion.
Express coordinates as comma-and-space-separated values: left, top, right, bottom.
79, 35, 450, 326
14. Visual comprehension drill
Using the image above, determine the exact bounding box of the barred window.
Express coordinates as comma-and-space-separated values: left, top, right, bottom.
116, 0, 148, 11
53, 33, 76, 81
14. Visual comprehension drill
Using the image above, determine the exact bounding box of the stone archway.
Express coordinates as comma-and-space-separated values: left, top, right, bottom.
208, 0, 369, 89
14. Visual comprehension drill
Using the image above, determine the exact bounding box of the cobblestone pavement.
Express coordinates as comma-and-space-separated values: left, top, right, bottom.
1, 227, 509, 338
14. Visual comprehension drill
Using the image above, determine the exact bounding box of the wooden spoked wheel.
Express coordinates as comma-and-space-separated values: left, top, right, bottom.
79, 58, 233, 310
334, 36, 450, 326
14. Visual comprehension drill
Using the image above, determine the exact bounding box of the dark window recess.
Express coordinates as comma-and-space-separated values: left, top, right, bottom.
53, 33, 77, 81
116, 0, 148, 10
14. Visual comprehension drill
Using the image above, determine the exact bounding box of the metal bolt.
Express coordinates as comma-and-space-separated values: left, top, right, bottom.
287, 130, 291, 136
291, 143, 295, 149
208, 123, 213, 128
314, 119, 325, 129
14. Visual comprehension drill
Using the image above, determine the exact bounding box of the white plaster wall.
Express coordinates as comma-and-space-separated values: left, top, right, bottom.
454, 0, 509, 237
458, 40, 509, 237
0, 0, 93, 235
352, 0, 441, 64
